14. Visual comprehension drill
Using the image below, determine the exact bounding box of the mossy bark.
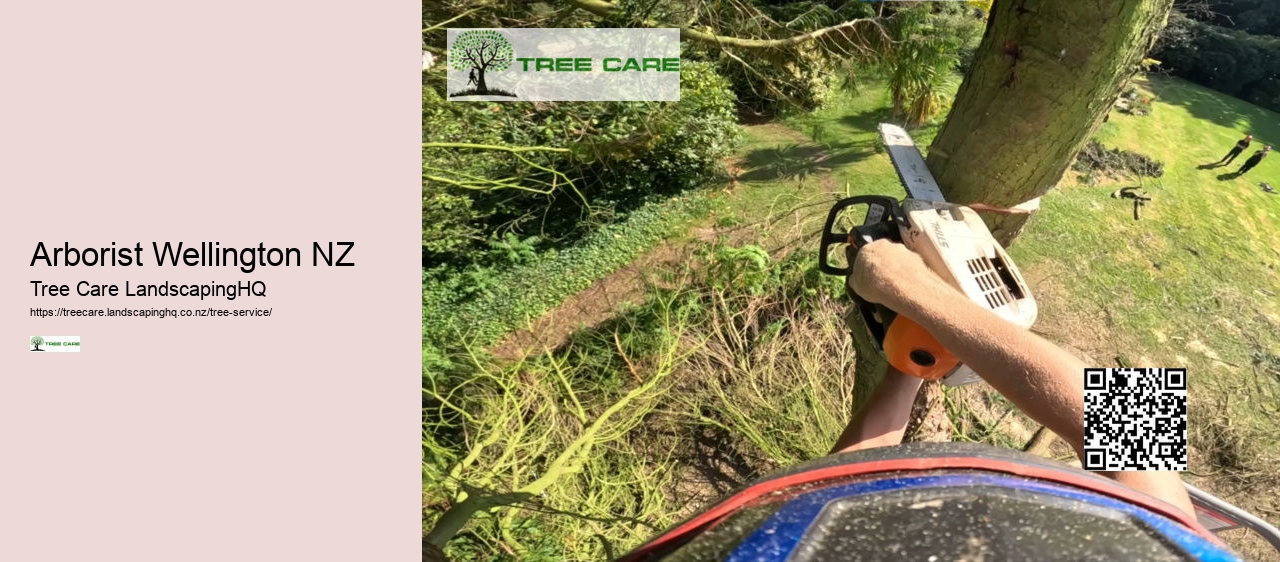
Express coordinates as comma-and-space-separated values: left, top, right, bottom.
848, 306, 890, 418
926, 0, 1173, 245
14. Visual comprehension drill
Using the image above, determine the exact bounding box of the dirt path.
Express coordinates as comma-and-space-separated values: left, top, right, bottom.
490, 240, 689, 361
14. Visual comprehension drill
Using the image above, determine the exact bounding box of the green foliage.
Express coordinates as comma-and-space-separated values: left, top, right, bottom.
423, 195, 713, 376
703, 1, 877, 114
424, 60, 742, 373
880, 7, 965, 127
425, 243, 857, 560
423, 61, 742, 265
424, 324, 689, 560
931, 3, 986, 74
449, 29, 514, 72
603, 61, 744, 197
487, 232, 540, 266
714, 44, 836, 114
704, 244, 773, 295
1154, 11, 1280, 111
423, 68, 1280, 560
422, 189, 482, 256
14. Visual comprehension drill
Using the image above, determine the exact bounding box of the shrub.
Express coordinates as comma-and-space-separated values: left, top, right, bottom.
1152, 12, 1280, 112
701, 1, 877, 114
714, 45, 835, 114
881, 6, 966, 127
423, 61, 742, 265
932, 3, 986, 74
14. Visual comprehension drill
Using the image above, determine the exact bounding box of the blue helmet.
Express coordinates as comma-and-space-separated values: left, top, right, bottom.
621, 443, 1240, 561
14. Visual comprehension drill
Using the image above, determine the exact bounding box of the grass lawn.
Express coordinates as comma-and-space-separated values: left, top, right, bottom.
1018, 75, 1280, 558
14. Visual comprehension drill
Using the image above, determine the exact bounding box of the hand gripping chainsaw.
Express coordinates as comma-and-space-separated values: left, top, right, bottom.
819, 124, 1038, 386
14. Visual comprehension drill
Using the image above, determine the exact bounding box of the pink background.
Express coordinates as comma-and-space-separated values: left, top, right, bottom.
0, 2, 421, 560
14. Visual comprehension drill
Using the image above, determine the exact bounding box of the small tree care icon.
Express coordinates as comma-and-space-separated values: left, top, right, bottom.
30, 336, 45, 351
449, 30, 516, 98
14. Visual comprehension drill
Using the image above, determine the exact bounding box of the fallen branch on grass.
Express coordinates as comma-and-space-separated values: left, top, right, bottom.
1111, 187, 1152, 221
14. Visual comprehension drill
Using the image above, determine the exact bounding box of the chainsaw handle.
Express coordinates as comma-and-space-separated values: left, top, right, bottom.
847, 286, 959, 380
824, 196, 957, 380
841, 245, 959, 381
884, 316, 959, 380
818, 195, 905, 276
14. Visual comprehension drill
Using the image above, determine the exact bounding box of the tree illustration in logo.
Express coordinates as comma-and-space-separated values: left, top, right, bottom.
449, 30, 515, 97
30, 336, 44, 351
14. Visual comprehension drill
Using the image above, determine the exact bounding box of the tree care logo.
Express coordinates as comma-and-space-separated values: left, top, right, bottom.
30, 335, 81, 352
445, 29, 680, 102
448, 30, 516, 98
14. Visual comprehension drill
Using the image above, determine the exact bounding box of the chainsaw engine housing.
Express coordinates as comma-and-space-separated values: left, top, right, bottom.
899, 199, 1038, 330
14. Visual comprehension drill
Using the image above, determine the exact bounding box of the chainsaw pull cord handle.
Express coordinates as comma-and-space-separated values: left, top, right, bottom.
822, 196, 959, 380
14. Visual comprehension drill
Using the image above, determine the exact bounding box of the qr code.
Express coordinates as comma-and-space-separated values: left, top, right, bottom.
1083, 368, 1187, 471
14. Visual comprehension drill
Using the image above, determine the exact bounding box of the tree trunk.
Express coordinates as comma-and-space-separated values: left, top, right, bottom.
846, 306, 889, 418
926, 0, 1173, 245
477, 67, 488, 93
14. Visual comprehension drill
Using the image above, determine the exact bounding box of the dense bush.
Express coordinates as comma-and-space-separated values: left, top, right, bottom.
700, 1, 877, 114
424, 60, 742, 266
1153, 11, 1280, 111
714, 44, 836, 114
879, 6, 973, 126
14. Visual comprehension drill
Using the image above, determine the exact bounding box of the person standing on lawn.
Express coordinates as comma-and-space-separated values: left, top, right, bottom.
1218, 134, 1253, 166
1213, 134, 1254, 165
1235, 145, 1271, 177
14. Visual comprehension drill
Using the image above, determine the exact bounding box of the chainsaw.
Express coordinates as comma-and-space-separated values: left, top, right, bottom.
819, 124, 1038, 386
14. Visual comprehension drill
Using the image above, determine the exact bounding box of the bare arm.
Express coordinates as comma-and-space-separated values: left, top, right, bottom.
830, 366, 922, 454
848, 240, 1195, 517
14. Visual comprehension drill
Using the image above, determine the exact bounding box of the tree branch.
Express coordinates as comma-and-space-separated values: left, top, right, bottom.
423, 8, 482, 34
565, 0, 878, 49
423, 143, 587, 207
